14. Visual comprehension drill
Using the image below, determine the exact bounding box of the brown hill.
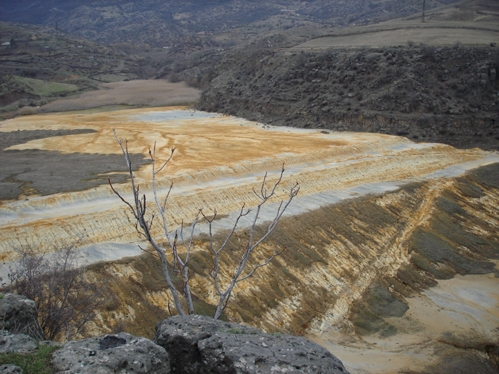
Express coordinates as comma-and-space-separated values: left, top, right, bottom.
197, 0, 499, 150
1, 0, 461, 47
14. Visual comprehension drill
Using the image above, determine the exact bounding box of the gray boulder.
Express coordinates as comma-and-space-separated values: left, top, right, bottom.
155, 315, 349, 374
0, 365, 23, 374
51, 332, 170, 374
0, 332, 37, 353
0, 294, 43, 340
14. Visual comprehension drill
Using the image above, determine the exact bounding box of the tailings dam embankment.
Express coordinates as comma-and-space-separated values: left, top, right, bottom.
0, 107, 498, 373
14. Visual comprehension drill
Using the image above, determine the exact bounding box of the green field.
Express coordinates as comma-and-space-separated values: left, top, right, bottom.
11, 76, 79, 96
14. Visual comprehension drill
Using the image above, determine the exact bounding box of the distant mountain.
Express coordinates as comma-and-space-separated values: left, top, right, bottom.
1, 0, 461, 46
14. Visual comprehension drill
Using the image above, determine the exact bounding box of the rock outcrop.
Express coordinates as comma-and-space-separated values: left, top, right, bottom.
0, 332, 37, 353
0, 292, 349, 374
0, 293, 43, 340
51, 332, 171, 374
154, 315, 348, 374
0, 365, 23, 374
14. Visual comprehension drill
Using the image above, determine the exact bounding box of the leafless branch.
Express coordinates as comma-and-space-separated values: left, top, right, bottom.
110, 131, 299, 319
204, 165, 300, 319
110, 129, 186, 315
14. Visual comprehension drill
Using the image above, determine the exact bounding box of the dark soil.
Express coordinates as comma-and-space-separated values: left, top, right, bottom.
0, 129, 148, 200
410, 350, 499, 374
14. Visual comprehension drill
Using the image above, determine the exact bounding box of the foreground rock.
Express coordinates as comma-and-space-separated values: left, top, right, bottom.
0, 332, 37, 353
51, 332, 170, 374
0, 290, 348, 373
155, 315, 348, 374
0, 294, 44, 340
0, 365, 23, 374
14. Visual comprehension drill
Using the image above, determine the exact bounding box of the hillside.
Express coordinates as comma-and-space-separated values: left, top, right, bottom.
1, 0, 461, 47
198, 0, 499, 150
0, 21, 158, 116
198, 44, 499, 150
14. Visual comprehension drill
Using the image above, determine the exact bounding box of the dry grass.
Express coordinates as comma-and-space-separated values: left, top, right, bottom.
294, 27, 499, 49
291, 0, 499, 50
39, 80, 201, 112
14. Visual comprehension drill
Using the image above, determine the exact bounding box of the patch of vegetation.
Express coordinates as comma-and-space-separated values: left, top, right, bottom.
351, 306, 398, 337
188, 250, 212, 277
350, 282, 407, 336
396, 262, 438, 293
11, 76, 79, 96
454, 177, 485, 199
192, 297, 228, 322
224, 328, 243, 334
352, 283, 409, 337
366, 284, 408, 318
0, 344, 60, 374
410, 197, 497, 277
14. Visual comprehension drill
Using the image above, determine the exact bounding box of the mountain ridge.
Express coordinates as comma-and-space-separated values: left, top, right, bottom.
1, 0, 461, 46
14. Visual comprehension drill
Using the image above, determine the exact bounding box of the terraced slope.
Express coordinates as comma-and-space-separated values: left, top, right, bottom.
0, 107, 495, 259
0, 107, 498, 373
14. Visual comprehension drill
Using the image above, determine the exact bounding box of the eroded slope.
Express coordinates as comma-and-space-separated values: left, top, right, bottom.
0, 107, 498, 373
84, 164, 499, 373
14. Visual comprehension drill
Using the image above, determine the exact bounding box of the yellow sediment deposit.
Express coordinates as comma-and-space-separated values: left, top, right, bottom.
80, 172, 499, 363
2, 107, 499, 372
0, 107, 496, 262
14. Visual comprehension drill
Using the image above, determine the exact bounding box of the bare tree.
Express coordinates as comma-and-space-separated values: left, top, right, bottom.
109, 130, 299, 319
5, 244, 108, 341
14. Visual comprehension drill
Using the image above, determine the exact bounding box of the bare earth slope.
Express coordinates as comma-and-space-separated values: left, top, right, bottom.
0, 107, 496, 258
0, 107, 498, 372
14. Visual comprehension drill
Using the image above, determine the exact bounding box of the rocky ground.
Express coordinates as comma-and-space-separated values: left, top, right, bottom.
198, 44, 499, 151
0, 295, 348, 374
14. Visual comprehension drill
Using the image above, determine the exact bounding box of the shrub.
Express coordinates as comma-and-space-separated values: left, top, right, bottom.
5, 244, 109, 341
110, 132, 299, 320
